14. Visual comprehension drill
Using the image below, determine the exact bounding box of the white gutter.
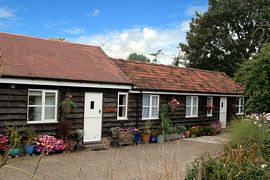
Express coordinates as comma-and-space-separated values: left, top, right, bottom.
0, 77, 132, 90
129, 90, 242, 97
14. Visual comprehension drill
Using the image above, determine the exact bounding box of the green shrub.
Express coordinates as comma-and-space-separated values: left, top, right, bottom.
229, 118, 270, 147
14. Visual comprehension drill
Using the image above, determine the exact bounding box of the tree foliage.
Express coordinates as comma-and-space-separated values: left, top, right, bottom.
235, 43, 270, 113
127, 53, 150, 62
149, 49, 163, 63
180, 0, 270, 76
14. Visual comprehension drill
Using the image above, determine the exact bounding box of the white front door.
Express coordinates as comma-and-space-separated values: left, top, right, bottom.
219, 97, 227, 128
84, 92, 103, 143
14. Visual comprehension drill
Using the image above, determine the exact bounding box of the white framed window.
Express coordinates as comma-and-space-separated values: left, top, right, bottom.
27, 89, 58, 123
186, 96, 199, 117
236, 97, 244, 115
117, 92, 128, 120
206, 97, 213, 117
142, 94, 159, 120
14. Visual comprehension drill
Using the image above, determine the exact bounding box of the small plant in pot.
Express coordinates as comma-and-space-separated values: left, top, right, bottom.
131, 127, 141, 145
24, 128, 37, 156
142, 121, 152, 144
5, 126, 22, 157
60, 93, 77, 114
109, 127, 120, 147
184, 126, 191, 138
149, 129, 159, 143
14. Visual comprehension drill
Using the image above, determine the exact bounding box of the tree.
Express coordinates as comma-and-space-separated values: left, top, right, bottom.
127, 53, 150, 62
172, 46, 188, 67
180, 0, 270, 77
149, 49, 163, 63
235, 43, 270, 113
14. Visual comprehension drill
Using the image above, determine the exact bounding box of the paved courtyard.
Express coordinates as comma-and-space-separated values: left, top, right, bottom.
0, 136, 225, 180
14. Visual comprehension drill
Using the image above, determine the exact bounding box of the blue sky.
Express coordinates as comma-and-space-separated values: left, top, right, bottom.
0, 0, 207, 64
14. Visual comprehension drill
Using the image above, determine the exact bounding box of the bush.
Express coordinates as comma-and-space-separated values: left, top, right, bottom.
185, 117, 270, 179
186, 153, 270, 180
229, 118, 270, 147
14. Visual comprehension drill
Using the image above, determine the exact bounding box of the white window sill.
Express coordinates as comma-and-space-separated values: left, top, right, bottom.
142, 117, 159, 120
207, 115, 213, 117
117, 118, 128, 120
185, 116, 199, 118
27, 120, 58, 124
236, 113, 244, 116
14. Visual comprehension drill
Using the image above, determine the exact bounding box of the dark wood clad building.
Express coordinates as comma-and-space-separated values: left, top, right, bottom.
0, 32, 244, 143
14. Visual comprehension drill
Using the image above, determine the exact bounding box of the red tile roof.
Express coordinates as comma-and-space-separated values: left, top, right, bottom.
112, 59, 243, 94
0, 32, 131, 85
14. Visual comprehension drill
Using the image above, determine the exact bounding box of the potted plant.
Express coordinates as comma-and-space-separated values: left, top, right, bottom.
60, 93, 77, 114
175, 124, 186, 139
109, 127, 120, 147
131, 127, 141, 145
149, 129, 158, 143
0, 134, 8, 155
168, 98, 180, 112
5, 126, 22, 157
184, 126, 191, 138
68, 129, 84, 150
35, 134, 65, 155
142, 121, 152, 144
157, 130, 165, 143
24, 128, 37, 156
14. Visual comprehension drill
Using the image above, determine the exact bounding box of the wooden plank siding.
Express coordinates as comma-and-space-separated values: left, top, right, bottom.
0, 83, 240, 137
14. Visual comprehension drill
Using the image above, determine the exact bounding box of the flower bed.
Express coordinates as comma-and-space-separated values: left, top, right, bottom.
35, 135, 66, 155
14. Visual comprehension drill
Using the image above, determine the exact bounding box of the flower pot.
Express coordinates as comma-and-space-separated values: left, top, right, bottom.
9, 147, 20, 157
64, 143, 71, 152
184, 130, 191, 138
149, 136, 158, 143
142, 134, 150, 144
110, 139, 119, 147
133, 134, 141, 145
157, 135, 164, 143
24, 144, 35, 155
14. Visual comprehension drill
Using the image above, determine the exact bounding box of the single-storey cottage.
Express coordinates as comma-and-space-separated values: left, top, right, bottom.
0, 32, 243, 143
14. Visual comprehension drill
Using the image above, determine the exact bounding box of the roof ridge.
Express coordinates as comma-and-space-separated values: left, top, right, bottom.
0, 31, 101, 49
111, 58, 224, 75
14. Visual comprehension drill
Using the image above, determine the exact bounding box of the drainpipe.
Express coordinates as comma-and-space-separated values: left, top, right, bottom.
135, 91, 141, 128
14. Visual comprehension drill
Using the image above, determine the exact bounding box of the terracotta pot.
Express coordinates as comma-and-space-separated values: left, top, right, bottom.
142, 134, 150, 144
64, 143, 71, 152
184, 130, 191, 138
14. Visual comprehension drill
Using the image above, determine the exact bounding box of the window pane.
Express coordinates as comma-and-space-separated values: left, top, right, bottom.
186, 96, 191, 106
152, 96, 158, 106
151, 107, 158, 117
193, 97, 198, 106
29, 91, 42, 105
192, 107, 198, 116
207, 97, 212, 105
45, 92, 56, 105
240, 106, 244, 113
186, 107, 191, 116
240, 98, 244, 105
143, 95, 150, 106
142, 107, 150, 118
45, 107, 55, 120
28, 107, 42, 121
119, 94, 126, 106
119, 106, 126, 118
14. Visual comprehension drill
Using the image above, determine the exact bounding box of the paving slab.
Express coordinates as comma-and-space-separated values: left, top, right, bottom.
0, 137, 224, 180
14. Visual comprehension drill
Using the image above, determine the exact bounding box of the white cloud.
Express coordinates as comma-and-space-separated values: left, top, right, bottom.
143, 27, 158, 40
0, 7, 15, 18
70, 25, 187, 64
63, 27, 85, 34
88, 9, 100, 17
45, 22, 84, 35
